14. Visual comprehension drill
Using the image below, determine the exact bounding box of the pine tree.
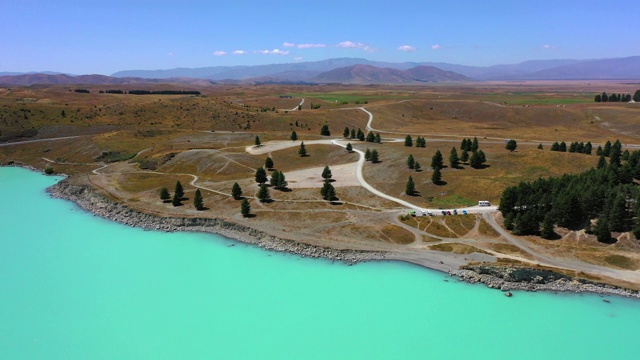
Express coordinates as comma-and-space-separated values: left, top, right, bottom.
551, 142, 560, 151
193, 189, 204, 210
374, 133, 381, 143
414, 161, 421, 172
596, 145, 603, 156
537, 143, 543, 150
432, 167, 442, 185
231, 182, 243, 199
597, 155, 607, 169
343, 127, 350, 138
461, 149, 469, 163
505, 139, 517, 152
610, 146, 622, 167
322, 165, 332, 180
431, 150, 443, 169
608, 193, 627, 231
540, 213, 556, 239
159, 187, 170, 202
298, 141, 307, 157
559, 141, 567, 152
366, 131, 375, 142
270, 170, 288, 190
471, 137, 479, 151
290, 131, 298, 141
364, 148, 371, 161
622, 150, 630, 161
504, 212, 515, 230
321, 181, 336, 201
320, 125, 330, 136
265, 156, 274, 170
254, 135, 261, 147
470, 150, 487, 169
370, 149, 379, 163
405, 135, 413, 147
257, 183, 270, 202
255, 167, 268, 184
174, 181, 184, 200
460, 138, 468, 151
350, 128, 356, 139
595, 216, 611, 243
416, 137, 426, 148
405, 176, 416, 195
449, 147, 459, 168
603, 140, 612, 156
172, 192, 182, 207
240, 198, 251, 217
357, 129, 365, 141
584, 142, 592, 155
346, 143, 353, 152
407, 154, 415, 169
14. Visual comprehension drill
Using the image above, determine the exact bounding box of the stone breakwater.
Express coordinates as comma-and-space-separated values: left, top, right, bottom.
451, 266, 640, 298
47, 181, 386, 265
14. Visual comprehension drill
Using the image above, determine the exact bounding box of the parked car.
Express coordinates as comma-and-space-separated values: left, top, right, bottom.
446, 211, 452, 215
441, 210, 447, 215
453, 209, 458, 215
426, 210, 434, 216
462, 210, 468, 215
410, 210, 416, 217
421, 209, 427, 216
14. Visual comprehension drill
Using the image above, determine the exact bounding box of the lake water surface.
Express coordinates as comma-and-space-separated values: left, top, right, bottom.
1, 166, 639, 359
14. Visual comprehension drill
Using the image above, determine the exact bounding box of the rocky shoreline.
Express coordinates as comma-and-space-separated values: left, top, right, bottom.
47, 180, 387, 265
35, 173, 640, 300
451, 266, 640, 298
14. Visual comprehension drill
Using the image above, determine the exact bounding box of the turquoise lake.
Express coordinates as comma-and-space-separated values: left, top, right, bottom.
1, 166, 639, 359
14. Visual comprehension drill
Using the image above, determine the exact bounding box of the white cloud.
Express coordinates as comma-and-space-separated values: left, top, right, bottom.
431, 44, 442, 50
213, 51, 227, 56
283, 42, 326, 49
294, 57, 303, 61
337, 41, 365, 48
233, 50, 246, 55
256, 48, 290, 55
541, 44, 556, 50
297, 43, 326, 49
168, 52, 175, 56
337, 41, 376, 52
397, 45, 416, 52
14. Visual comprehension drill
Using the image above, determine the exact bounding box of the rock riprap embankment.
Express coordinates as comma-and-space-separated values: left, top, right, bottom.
451, 265, 640, 298
47, 181, 386, 264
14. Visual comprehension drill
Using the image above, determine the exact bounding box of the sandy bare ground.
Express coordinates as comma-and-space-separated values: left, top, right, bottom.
284, 161, 360, 188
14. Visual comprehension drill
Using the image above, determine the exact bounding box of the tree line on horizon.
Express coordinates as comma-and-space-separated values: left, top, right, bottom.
594, 90, 640, 103
98, 90, 201, 95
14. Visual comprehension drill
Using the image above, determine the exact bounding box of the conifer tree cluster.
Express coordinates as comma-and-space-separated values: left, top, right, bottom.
594, 91, 636, 103
270, 170, 288, 190
364, 148, 379, 163
459, 137, 486, 168
500, 148, 640, 240
550, 141, 592, 154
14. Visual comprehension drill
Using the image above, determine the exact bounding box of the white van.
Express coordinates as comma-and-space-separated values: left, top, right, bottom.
478, 201, 491, 206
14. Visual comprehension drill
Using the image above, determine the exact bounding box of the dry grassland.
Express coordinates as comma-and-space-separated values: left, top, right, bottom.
2, 82, 639, 288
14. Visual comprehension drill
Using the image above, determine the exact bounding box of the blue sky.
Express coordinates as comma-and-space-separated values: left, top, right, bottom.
1, 0, 638, 75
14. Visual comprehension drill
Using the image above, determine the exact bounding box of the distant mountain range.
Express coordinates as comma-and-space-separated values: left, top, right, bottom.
0, 73, 213, 86
311, 64, 469, 84
1, 56, 639, 85
111, 56, 640, 81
